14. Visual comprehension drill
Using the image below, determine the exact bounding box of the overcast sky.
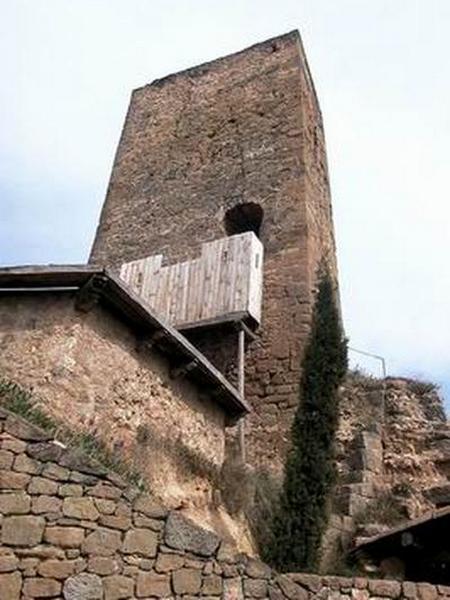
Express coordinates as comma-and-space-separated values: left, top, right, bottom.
1, 0, 449, 405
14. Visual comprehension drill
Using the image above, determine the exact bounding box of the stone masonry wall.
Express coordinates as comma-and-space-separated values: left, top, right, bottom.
1, 407, 448, 599
0, 293, 226, 513
89, 31, 338, 475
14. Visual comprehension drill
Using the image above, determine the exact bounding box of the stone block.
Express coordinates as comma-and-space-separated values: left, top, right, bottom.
63, 497, 99, 521
1, 434, 26, 453
27, 441, 63, 462
59, 483, 83, 497
244, 577, 268, 598
5, 414, 52, 441
22, 577, 62, 597
276, 574, 308, 600
202, 573, 223, 595
134, 495, 168, 519
82, 527, 122, 556
28, 476, 58, 495
88, 556, 121, 575
223, 577, 244, 600
99, 514, 131, 530
32, 494, 62, 514
172, 567, 202, 594
0, 550, 19, 573
103, 575, 134, 599
63, 572, 103, 599
15, 545, 65, 560
368, 579, 402, 598
94, 498, 117, 514
165, 511, 220, 557
122, 528, 158, 557
44, 526, 85, 548
133, 514, 163, 530
0, 571, 22, 600
88, 482, 122, 499
1, 515, 45, 546
13, 453, 41, 474
0, 492, 31, 514
0, 469, 30, 490
42, 462, 70, 481
245, 558, 271, 579
136, 571, 171, 597
0, 449, 14, 469
417, 583, 438, 600
37, 558, 77, 579
154, 552, 184, 572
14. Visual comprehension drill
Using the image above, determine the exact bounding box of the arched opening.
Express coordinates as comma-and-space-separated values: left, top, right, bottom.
224, 202, 264, 238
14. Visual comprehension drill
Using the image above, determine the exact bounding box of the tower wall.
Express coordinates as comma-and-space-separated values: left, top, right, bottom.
90, 31, 337, 472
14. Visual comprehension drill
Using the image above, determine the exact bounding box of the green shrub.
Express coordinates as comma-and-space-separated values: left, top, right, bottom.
265, 269, 348, 572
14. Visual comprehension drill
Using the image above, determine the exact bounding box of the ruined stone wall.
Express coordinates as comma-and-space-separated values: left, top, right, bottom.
0, 293, 227, 511
0, 408, 447, 599
329, 375, 450, 552
89, 31, 338, 474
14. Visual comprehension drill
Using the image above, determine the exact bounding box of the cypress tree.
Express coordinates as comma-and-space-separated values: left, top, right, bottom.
266, 269, 347, 572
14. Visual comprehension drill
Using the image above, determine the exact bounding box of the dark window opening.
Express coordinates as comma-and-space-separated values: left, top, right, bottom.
224, 203, 264, 238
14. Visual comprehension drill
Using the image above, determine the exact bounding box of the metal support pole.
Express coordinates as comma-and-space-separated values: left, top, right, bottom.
348, 346, 387, 426
237, 326, 246, 463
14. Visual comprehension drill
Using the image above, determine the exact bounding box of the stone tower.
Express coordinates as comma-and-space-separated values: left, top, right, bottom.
90, 30, 338, 473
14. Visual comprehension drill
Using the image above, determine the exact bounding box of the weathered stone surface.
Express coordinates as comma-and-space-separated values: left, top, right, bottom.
245, 557, 271, 579
417, 583, 438, 600
165, 512, 220, 557
0, 571, 22, 600
290, 573, 321, 592
136, 571, 171, 597
172, 567, 202, 594
202, 573, 223, 595
276, 574, 308, 600
27, 441, 64, 462
1, 434, 26, 453
60, 450, 107, 476
0, 491, 31, 514
63, 572, 103, 599
243, 577, 268, 598
154, 552, 184, 573
103, 574, 134, 599
82, 527, 122, 556
134, 495, 168, 519
133, 514, 163, 530
0, 449, 14, 469
99, 514, 131, 530
63, 497, 99, 521
88, 482, 122, 499
122, 528, 158, 556
0, 469, 30, 489
402, 582, 417, 598
5, 414, 52, 442
42, 462, 70, 481
223, 577, 244, 600
38, 559, 77, 579
32, 494, 62, 514
15, 545, 65, 560
88, 556, 121, 576
23, 577, 62, 597
44, 526, 85, 548
1, 515, 45, 546
0, 551, 19, 573
59, 483, 83, 497
368, 580, 402, 598
28, 476, 58, 495
13, 452, 41, 474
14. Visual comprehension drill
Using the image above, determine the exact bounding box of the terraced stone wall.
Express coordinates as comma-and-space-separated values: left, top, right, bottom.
0, 408, 447, 599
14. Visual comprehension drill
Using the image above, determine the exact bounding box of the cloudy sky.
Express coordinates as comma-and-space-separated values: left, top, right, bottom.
1, 1, 449, 405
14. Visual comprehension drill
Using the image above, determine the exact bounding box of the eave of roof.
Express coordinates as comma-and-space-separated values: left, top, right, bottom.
352, 505, 450, 556
0, 265, 250, 419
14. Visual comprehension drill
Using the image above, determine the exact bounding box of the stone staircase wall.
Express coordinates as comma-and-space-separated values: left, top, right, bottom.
0, 406, 448, 599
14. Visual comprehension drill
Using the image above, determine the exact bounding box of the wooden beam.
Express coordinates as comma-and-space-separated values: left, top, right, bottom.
170, 359, 198, 379
75, 275, 108, 313
0, 265, 101, 288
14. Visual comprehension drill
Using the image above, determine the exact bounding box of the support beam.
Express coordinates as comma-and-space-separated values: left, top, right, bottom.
237, 325, 246, 462
170, 359, 198, 379
75, 275, 108, 312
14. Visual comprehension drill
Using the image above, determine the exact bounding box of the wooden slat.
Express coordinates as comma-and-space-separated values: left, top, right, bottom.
119, 232, 263, 330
